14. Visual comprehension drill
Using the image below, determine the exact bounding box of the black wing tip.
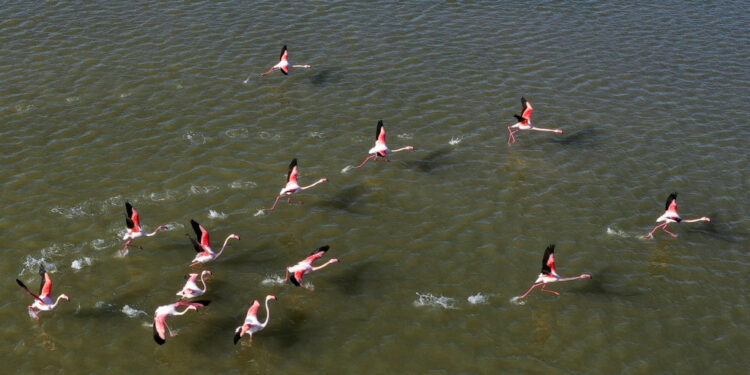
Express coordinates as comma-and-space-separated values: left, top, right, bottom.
545, 244, 555, 253
153, 325, 166, 345
16, 279, 26, 288
665, 192, 678, 209
193, 300, 211, 307
233, 330, 242, 345
290, 158, 298, 167
126, 217, 135, 229
513, 114, 524, 122
312, 245, 330, 254
289, 275, 301, 287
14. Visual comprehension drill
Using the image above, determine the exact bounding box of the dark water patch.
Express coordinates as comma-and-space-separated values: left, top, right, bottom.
320, 183, 367, 213
552, 127, 599, 146
405, 147, 453, 173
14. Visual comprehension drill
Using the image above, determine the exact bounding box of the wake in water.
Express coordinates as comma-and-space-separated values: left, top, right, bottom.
341, 165, 354, 174
449, 136, 464, 145
261, 274, 286, 286
122, 305, 149, 318
71, 257, 93, 270
606, 226, 648, 240
509, 296, 526, 305
414, 292, 456, 309
467, 293, 488, 305
253, 209, 265, 217
208, 209, 227, 219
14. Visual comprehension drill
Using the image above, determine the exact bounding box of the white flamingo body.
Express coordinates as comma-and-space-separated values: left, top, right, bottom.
357, 120, 414, 168
176, 270, 212, 299
646, 192, 710, 238
16, 266, 69, 319
270, 158, 328, 210
188, 219, 240, 266
234, 295, 276, 344
121, 202, 168, 254
153, 301, 209, 345
507, 97, 563, 144
261, 45, 311, 76
286, 245, 339, 287
517, 245, 591, 300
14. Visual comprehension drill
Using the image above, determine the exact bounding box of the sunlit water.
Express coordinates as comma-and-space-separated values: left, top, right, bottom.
2, 1, 748, 374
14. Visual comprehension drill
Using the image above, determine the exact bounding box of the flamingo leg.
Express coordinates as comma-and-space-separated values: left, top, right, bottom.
28, 305, 40, 320
269, 195, 283, 210
661, 224, 678, 238
645, 223, 666, 238
507, 126, 517, 144
356, 155, 376, 168
518, 283, 542, 299
541, 284, 560, 296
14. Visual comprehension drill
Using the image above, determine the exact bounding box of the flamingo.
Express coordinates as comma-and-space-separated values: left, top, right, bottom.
187, 219, 240, 267
121, 202, 168, 255
269, 158, 328, 210
261, 45, 311, 76
645, 192, 710, 238
507, 97, 563, 144
356, 120, 415, 168
517, 245, 591, 300
176, 270, 212, 299
153, 300, 210, 345
16, 265, 70, 319
286, 245, 339, 287
233, 295, 277, 345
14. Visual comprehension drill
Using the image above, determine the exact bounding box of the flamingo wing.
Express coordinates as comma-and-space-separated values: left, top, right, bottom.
665, 192, 678, 212
16, 279, 44, 303
233, 327, 244, 345
153, 317, 167, 345
191, 219, 210, 249
289, 271, 304, 286
541, 244, 557, 275
376, 120, 386, 144
279, 45, 288, 61
287, 158, 299, 185
39, 272, 53, 299
520, 97, 533, 122
125, 202, 141, 231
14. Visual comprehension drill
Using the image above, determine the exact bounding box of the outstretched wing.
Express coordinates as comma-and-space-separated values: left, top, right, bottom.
541, 244, 556, 275
16, 279, 44, 303
287, 158, 299, 184
665, 192, 678, 212
279, 45, 288, 61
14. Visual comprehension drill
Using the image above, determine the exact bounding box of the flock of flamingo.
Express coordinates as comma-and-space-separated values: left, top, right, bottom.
15, 45, 712, 346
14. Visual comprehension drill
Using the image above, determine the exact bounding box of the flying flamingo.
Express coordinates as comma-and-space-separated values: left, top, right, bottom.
187, 219, 240, 267
286, 245, 339, 287
122, 202, 168, 255
269, 158, 328, 211
645, 192, 710, 238
507, 97, 563, 144
517, 245, 591, 300
153, 300, 210, 345
261, 45, 311, 76
233, 295, 277, 345
176, 270, 212, 299
16, 265, 70, 319
357, 120, 415, 168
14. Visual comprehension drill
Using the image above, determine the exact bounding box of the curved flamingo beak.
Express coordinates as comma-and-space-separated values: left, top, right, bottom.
61, 294, 70, 301
233, 234, 241, 240
321, 178, 329, 182
581, 274, 592, 279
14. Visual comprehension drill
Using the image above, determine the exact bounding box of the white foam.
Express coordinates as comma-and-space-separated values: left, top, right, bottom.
258, 131, 280, 140
149, 191, 177, 202
225, 128, 249, 138
413, 292, 456, 309
65, 96, 80, 103
510, 296, 526, 305
449, 136, 464, 145
50, 206, 89, 219
467, 293, 488, 304
122, 305, 148, 318
91, 239, 110, 250
184, 130, 206, 145
190, 185, 219, 195
22, 256, 57, 275
261, 275, 287, 286
308, 131, 325, 138
71, 257, 93, 270
208, 209, 227, 219
397, 133, 414, 140
95, 301, 114, 310
229, 180, 257, 189
606, 226, 629, 238
253, 209, 265, 217
341, 165, 354, 173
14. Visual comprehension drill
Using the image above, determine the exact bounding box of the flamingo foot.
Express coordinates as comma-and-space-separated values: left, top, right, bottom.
28, 307, 39, 320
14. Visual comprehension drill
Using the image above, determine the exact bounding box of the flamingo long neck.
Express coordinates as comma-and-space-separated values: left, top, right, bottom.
146, 226, 167, 237
683, 217, 709, 223
51, 295, 66, 308
174, 307, 193, 316
391, 146, 413, 153
312, 259, 336, 271
199, 272, 208, 293
557, 274, 589, 282
215, 235, 236, 258
301, 179, 326, 190
261, 298, 272, 327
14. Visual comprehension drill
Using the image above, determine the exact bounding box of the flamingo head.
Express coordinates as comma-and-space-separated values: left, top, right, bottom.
321, 178, 329, 183
330, 258, 340, 264
230, 234, 241, 241
407, 146, 415, 150
267, 295, 277, 302
202, 270, 213, 276
555, 129, 564, 134
702, 217, 711, 222
60, 294, 70, 301
580, 274, 592, 279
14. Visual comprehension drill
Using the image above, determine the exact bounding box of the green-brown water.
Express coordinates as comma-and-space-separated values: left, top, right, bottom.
2, 1, 748, 374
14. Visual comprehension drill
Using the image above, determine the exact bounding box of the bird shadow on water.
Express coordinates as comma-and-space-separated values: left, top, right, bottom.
571, 266, 643, 298
328, 261, 373, 297
320, 184, 367, 214
551, 127, 599, 146
270, 307, 309, 350
308, 69, 337, 86
685, 214, 744, 243
404, 147, 453, 174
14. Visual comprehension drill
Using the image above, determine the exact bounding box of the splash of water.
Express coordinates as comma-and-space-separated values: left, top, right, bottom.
509, 296, 526, 305
341, 165, 354, 173
467, 293, 487, 304
261, 275, 286, 286
122, 305, 148, 318
449, 136, 464, 145
208, 209, 227, 219
253, 209, 265, 217
414, 292, 456, 309
71, 257, 93, 270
